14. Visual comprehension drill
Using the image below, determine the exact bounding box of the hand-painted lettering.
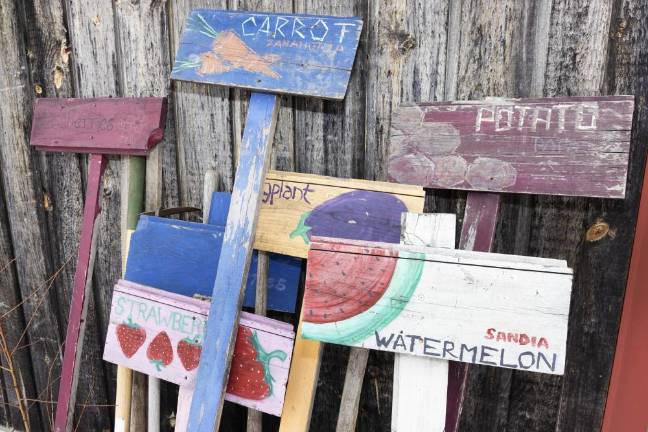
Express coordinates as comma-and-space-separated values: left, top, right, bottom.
375, 330, 558, 373
475, 103, 600, 133
262, 180, 314, 205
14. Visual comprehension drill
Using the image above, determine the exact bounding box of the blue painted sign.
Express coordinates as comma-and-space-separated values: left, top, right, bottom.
123, 196, 301, 313
171, 9, 363, 99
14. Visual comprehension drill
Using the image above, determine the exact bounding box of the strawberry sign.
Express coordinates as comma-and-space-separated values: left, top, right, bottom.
103, 280, 295, 416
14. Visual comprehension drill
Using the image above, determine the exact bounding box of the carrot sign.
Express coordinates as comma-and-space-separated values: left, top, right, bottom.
171, 10, 363, 99
171, 9, 363, 430
103, 280, 294, 416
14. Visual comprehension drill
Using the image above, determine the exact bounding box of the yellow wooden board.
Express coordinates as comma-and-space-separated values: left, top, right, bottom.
256, 171, 425, 258
278, 316, 322, 432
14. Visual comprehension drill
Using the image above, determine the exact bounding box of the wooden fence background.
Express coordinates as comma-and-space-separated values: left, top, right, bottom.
0, 0, 646, 431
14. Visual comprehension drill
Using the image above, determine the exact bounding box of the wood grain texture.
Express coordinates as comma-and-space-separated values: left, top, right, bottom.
172, 10, 363, 99
388, 96, 634, 199
30, 98, 167, 155
169, 0, 233, 213
446, 192, 500, 432
392, 213, 455, 432
0, 1, 64, 428
64, 1, 126, 430
335, 347, 368, 432
256, 171, 425, 258
188, 92, 278, 431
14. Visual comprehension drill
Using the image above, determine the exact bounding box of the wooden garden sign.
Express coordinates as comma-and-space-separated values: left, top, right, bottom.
387, 95, 634, 431
256, 171, 425, 258
171, 9, 362, 430
125, 209, 301, 313
29, 97, 167, 432
103, 281, 294, 423
255, 171, 424, 431
302, 236, 572, 371
602, 156, 648, 431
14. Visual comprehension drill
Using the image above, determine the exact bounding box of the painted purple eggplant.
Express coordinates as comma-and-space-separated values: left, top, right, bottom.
289, 190, 407, 244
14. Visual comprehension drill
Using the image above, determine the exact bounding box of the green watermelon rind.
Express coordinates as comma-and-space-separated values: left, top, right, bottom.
302, 251, 425, 346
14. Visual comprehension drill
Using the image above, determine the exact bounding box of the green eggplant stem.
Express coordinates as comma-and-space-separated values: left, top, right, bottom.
289, 211, 312, 244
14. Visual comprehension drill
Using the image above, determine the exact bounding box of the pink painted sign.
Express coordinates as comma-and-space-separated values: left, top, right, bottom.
388, 96, 634, 198
103, 280, 294, 416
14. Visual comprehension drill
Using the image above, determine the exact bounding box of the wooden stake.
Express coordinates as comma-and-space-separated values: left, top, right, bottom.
392, 213, 456, 432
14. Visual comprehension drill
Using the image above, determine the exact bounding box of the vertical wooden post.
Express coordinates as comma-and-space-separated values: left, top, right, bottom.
54, 154, 107, 432
247, 251, 269, 432
392, 213, 456, 432
187, 92, 279, 431
116, 155, 147, 432
446, 192, 500, 432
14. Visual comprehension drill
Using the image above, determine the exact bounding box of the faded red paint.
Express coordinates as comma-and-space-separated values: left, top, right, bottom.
602, 156, 648, 431
484, 328, 550, 349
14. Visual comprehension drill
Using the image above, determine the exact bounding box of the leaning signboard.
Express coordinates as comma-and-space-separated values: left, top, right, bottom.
301, 237, 573, 375
388, 96, 634, 198
255, 171, 425, 258
171, 10, 363, 99
103, 280, 294, 416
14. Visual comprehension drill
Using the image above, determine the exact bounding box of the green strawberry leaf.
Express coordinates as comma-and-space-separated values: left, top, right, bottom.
249, 331, 287, 397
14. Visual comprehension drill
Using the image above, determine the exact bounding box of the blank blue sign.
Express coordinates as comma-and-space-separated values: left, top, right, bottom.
123, 194, 301, 313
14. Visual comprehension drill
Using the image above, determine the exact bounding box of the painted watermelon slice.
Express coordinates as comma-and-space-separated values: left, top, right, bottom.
302, 250, 425, 346
303, 250, 398, 323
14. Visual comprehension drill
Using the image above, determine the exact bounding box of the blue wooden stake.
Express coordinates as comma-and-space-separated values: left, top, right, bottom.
188, 92, 279, 431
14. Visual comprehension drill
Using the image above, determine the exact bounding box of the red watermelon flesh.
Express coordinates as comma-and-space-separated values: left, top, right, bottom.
303, 250, 397, 323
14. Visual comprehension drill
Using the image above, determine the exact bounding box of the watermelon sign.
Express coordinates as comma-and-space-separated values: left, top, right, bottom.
302, 238, 573, 375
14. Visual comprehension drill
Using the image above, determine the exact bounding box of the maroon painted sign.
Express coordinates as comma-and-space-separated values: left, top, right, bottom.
388, 96, 634, 198
30, 97, 167, 155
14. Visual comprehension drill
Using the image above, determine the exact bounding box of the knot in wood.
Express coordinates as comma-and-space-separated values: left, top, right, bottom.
586, 221, 609, 242
396, 31, 416, 55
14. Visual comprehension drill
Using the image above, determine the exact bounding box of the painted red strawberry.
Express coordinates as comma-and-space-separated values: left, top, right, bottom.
177, 336, 202, 371
116, 318, 146, 358
146, 331, 173, 372
226, 327, 287, 400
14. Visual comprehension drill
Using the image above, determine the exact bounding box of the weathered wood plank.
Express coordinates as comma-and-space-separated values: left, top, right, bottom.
7, 1, 76, 429
256, 171, 425, 258
30, 98, 167, 155
63, 1, 126, 430
171, 10, 363, 99
364, 0, 408, 181
388, 96, 634, 199
169, 0, 233, 213
51, 154, 106, 432
0, 1, 63, 427
302, 237, 572, 376
187, 92, 278, 431
602, 2, 648, 430
392, 212, 455, 432
446, 192, 500, 432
